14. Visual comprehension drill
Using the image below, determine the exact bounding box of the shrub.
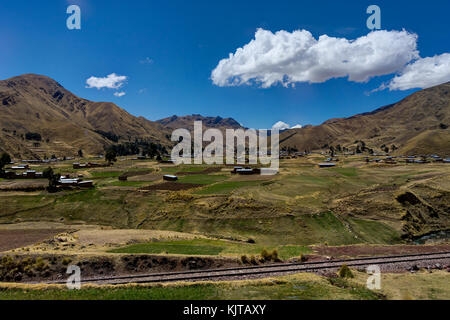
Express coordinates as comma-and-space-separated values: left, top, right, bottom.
338, 264, 354, 278
33, 257, 48, 272
298, 254, 307, 262
247, 238, 256, 244
271, 249, 280, 262
261, 249, 271, 261
249, 255, 258, 265
240, 255, 249, 264
23, 265, 34, 277
62, 257, 72, 266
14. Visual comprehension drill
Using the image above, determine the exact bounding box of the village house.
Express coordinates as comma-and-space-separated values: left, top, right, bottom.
318, 163, 337, 168
58, 177, 94, 188
163, 175, 178, 181
73, 162, 111, 169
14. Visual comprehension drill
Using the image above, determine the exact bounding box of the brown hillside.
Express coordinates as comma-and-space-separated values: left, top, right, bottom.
0, 74, 169, 158
1, 74, 448, 158
280, 82, 450, 155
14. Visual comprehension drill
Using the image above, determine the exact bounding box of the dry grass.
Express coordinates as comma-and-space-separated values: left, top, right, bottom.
351, 270, 450, 300
74, 229, 205, 247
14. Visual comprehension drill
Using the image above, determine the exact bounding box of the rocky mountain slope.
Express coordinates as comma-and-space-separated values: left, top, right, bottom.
157, 114, 243, 131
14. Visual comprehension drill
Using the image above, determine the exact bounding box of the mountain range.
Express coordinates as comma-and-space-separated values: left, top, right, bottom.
157, 114, 242, 132
0, 74, 448, 159
279, 82, 450, 155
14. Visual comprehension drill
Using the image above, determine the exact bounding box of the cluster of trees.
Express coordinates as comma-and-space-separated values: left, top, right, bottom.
105, 142, 140, 157
43, 167, 60, 192
137, 140, 168, 158
0, 153, 11, 175
281, 146, 298, 153
105, 140, 167, 158
105, 148, 117, 164
325, 140, 399, 155
329, 144, 351, 156
25, 132, 42, 141
95, 130, 120, 143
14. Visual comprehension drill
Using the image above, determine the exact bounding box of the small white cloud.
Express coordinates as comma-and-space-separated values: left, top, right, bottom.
86, 73, 127, 90
140, 57, 154, 64
272, 121, 290, 130
138, 88, 147, 94
386, 53, 450, 91
211, 28, 418, 88
291, 124, 303, 129
114, 91, 126, 97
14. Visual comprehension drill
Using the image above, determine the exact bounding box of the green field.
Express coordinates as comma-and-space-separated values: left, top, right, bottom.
108, 181, 150, 187
1, 155, 448, 248
89, 171, 122, 178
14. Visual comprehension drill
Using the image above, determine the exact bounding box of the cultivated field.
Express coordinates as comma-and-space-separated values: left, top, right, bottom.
0, 154, 449, 299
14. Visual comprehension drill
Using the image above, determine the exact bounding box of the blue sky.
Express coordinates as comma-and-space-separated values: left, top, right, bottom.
1, 0, 449, 129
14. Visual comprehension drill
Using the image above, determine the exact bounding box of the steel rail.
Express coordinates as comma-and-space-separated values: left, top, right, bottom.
50, 251, 450, 285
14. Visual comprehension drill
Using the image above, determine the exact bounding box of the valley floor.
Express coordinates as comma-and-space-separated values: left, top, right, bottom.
0, 154, 449, 299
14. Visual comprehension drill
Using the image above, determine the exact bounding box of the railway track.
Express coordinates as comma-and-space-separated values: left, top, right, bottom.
52, 251, 450, 285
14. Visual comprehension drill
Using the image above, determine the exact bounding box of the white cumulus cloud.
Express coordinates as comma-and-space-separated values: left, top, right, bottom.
386, 53, 450, 90
291, 124, 303, 129
211, 28, 419, 88
272, 121, 290, 130
86, 73, 127, 90
114, 91, 126, 97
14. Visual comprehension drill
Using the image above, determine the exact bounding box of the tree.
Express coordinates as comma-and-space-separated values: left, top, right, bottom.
25, 132, 42, 141
0, 152, 11, 171
360, 140, 366, 149
43, 167, 53, 179
105, 148, 117, 164
43, 167, 60, 192
329, 146, 335, 157
338, 264, 354, 278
